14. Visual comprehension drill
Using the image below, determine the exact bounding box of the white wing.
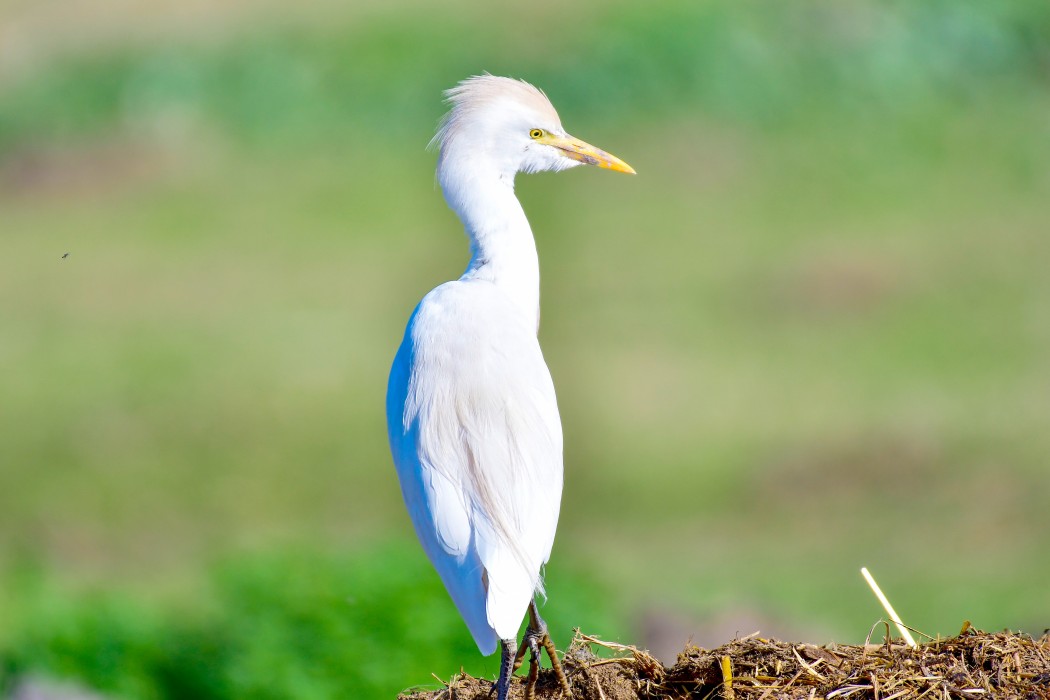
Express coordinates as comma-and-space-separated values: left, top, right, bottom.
386, 279, 563, 654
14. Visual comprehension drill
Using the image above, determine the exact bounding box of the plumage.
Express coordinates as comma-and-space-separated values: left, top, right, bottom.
388, 280, 561, 652
386, 74, 633, 697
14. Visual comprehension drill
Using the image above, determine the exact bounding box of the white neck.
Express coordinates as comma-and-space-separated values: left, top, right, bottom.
439, 163, 540, 331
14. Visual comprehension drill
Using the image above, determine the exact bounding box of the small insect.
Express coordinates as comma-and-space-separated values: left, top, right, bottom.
61, 252, 70, 259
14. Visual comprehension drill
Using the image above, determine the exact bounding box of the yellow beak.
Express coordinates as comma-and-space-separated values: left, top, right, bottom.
539, 133, 636, 174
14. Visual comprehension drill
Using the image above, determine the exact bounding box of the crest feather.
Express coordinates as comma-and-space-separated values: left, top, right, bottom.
429, 74, 561, 152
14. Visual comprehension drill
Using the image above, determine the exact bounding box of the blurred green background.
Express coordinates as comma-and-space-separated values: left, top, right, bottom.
2, 0, 1049, 697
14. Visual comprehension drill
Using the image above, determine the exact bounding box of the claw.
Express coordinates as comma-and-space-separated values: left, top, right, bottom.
541, 631, 571, 696
523, 601, 573, 698
497, 602, 573, 699
524, 631, 542, 700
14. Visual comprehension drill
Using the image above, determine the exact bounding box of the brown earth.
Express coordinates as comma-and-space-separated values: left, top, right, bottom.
399, 627, 1050, 700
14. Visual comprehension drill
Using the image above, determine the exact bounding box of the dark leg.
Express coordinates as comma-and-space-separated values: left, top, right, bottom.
493, 637, 517, 700
519, 600, 572, 697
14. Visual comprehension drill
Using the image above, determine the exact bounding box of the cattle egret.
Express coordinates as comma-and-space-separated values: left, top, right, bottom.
386, 75, 634, 700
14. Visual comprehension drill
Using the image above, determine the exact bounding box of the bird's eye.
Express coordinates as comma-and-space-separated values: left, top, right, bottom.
529, 129, 544, 139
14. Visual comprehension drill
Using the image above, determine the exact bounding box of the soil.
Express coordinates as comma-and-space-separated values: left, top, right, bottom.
398, 627, 1050, 700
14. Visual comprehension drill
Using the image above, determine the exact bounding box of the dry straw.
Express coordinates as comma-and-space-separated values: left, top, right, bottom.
401, 628, 1050, 699
860, 566, 917, 648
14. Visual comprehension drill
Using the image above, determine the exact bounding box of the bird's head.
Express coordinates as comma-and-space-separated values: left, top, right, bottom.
431, 75, 635, 185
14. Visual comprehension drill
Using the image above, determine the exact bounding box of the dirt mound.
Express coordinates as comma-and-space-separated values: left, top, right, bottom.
399, 627, 1050, 699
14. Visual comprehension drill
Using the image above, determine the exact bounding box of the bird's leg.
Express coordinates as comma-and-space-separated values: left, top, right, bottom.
525, 633, 541, 700
508, 621, 538, 699
493, 637, 517, 700
518, 600, 572, 697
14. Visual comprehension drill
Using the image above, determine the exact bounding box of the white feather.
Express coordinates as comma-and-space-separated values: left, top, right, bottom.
388, 280, 562, 652
387, 75, 604, 655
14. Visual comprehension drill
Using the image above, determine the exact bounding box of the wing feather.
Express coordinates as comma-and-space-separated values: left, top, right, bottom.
387, 280, 563, 651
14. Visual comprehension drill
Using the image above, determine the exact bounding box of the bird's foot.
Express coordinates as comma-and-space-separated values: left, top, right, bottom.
541, 631, 571, 696
511, 601, 572, 699
493, 602, 573, 699
522, 630, 542, 700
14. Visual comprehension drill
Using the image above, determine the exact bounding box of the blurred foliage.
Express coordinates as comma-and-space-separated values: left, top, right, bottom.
2, 0, 1050, 154
2, 0, 1050, 697
0, 545, 623, 698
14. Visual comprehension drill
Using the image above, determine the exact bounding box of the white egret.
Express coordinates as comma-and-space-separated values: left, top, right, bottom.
386, 75, 634, 699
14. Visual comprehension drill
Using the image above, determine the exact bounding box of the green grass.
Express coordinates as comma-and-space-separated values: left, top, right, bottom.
0, 545, 625, 699
2, 0, 1050, 696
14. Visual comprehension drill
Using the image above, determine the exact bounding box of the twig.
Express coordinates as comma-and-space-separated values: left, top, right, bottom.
791, 647, 827, 681
861, 567, 917, 648
721, 655, 734, 700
